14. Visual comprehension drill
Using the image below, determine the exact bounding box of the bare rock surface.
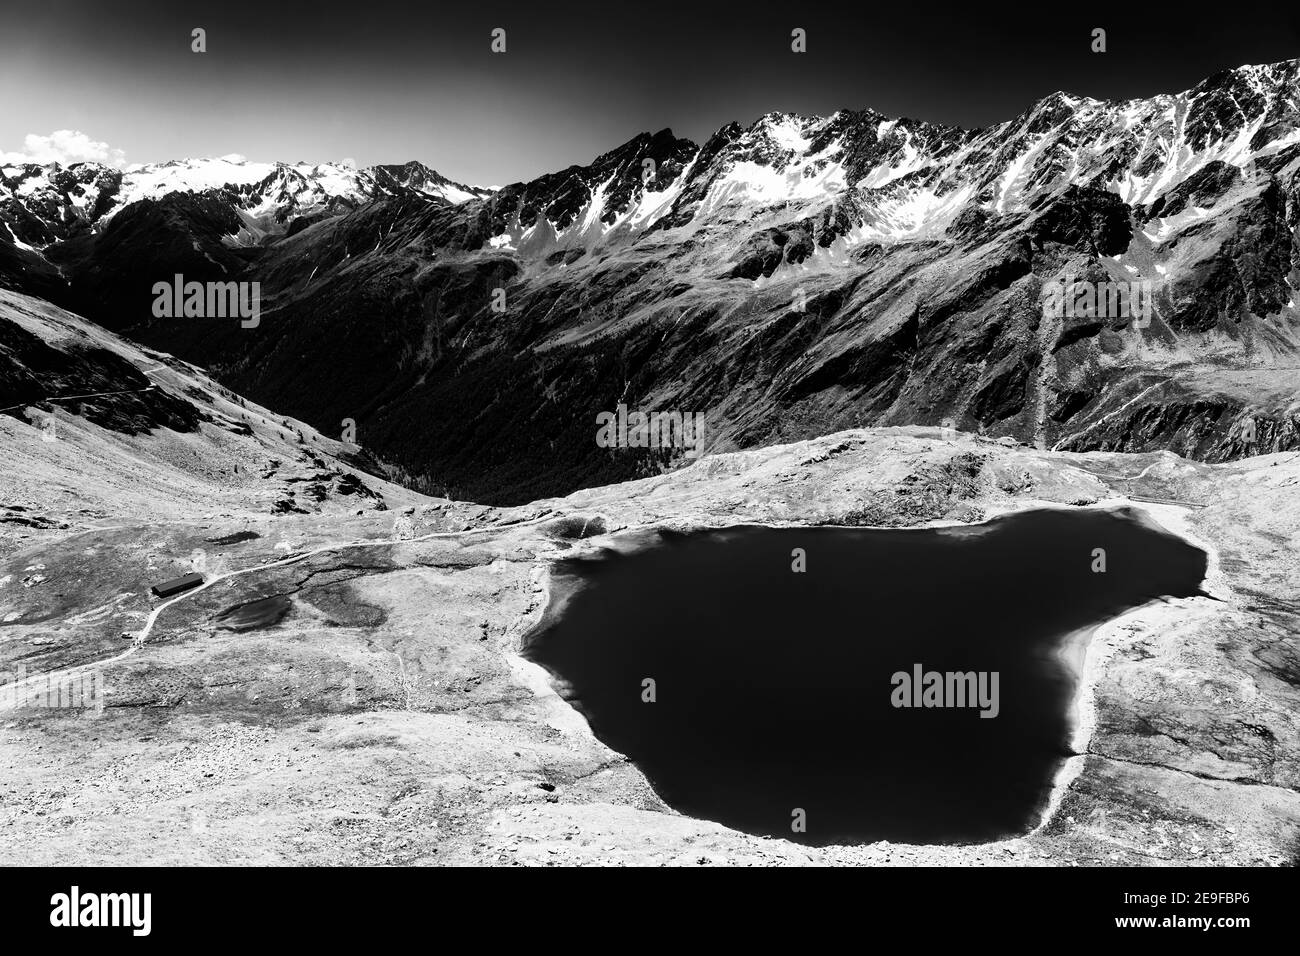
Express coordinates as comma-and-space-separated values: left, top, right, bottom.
2, 423, 1297, 866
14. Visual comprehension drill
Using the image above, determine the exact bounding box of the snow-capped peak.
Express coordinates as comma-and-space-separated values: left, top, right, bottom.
477, 58, 1300, 258
0, 155, 494, 250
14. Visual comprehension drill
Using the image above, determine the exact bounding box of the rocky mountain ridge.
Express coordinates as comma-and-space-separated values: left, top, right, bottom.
0, 156, 491, 251
3, 61, 1298, 505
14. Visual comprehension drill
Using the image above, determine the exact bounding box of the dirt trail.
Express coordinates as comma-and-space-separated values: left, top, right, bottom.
0, 515, 554, 712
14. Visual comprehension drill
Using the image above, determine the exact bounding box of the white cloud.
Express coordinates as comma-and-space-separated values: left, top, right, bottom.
340, 157, 357, 169
0, 130, 127, 168
219, 153, 248, 163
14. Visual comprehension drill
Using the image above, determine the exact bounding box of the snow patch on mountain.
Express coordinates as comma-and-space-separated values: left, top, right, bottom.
117, 157, 280, 206
0, 156, 489, 251
853, 183, 978, 244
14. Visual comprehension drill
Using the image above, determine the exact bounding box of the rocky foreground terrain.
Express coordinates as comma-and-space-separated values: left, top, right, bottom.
2, 401, 1296, 864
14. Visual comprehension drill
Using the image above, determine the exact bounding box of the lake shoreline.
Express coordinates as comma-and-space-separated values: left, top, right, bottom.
519, 502, 1209, 847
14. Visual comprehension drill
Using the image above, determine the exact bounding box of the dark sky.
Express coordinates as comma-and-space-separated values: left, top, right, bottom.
3, 0, 1298, 185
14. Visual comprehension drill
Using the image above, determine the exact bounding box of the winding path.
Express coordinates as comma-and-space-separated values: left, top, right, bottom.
0, 514, 556, 712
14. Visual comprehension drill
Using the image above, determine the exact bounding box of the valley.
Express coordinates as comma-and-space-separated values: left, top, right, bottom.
4, 62, 1300, 505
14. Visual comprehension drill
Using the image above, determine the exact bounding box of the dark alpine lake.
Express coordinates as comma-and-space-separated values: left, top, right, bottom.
522, 507, 1207, 846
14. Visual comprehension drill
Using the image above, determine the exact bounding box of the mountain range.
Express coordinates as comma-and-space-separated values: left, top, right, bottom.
0, 157, 490, 248
3, 59, 1300, 504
